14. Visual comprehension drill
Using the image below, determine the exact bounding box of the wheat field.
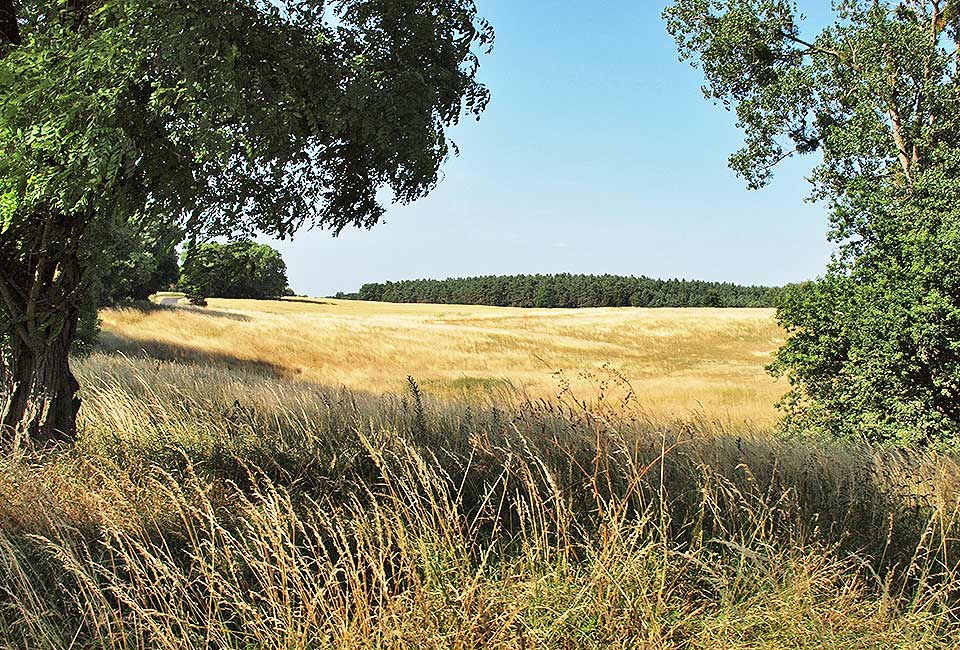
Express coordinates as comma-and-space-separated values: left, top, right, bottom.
99, 298, 785, 429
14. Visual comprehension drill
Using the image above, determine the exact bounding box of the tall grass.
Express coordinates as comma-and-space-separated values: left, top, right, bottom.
0, 352, 958, 648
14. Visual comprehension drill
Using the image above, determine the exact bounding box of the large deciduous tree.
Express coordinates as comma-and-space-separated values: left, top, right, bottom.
179, 240, 289, 301
0, 0, 493, 448
665, 0, 960, 445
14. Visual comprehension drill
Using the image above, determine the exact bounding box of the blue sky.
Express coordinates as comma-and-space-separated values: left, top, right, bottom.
270, 1, 836, 297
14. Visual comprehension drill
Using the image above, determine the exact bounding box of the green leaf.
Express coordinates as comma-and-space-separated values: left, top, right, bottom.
0, 189, 16, 234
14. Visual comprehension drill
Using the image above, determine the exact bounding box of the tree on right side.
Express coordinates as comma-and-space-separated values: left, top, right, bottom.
665, 0, 960, 446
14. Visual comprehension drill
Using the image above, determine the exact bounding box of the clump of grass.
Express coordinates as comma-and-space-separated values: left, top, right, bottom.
0, 352, 957, 648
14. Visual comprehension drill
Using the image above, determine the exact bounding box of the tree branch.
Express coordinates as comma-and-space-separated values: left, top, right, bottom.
919, 0, 943, 157
780, 30, 849, 64
888, 105, 914, 186
24, 215, 53, 339
0, 274, 36, 351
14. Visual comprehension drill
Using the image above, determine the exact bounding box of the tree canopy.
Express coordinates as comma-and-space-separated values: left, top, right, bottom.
666, 0, 960, 446
180, 240, 289, 301
0, 0, 493, 445
96, 222, 182, 305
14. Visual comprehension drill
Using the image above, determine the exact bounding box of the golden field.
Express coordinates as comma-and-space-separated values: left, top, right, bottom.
99, 298, 785, 428
2, 300, 957, 647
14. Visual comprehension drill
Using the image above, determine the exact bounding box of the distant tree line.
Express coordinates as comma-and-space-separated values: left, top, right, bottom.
345, 275, 782, 308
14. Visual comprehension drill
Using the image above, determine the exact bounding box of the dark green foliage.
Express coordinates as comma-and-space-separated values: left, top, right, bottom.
96, 222, 182, 305
351, 274, 782, 308
73, 295, 101, 354
179, 241, 289, 300
771, 174, 960, 447
666, 0, 960, 446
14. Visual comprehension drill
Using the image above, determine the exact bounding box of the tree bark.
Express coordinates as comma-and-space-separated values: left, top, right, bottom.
0, 320, 81, 449
0, 240, 84, 450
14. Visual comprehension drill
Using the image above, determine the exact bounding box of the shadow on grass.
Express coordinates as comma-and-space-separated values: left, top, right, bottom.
177, 306, 252, 322
280, 297, 334, 306
116, 300, 253, 322
95, 331, 284, 378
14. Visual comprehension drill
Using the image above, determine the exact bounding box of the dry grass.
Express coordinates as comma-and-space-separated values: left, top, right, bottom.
1, 301, 956, 648
100, 298, 784, 428
0, 353, 957, 648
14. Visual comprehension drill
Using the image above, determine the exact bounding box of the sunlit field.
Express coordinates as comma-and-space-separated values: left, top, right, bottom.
99, 298, 785, 429
1, 300, 957, 648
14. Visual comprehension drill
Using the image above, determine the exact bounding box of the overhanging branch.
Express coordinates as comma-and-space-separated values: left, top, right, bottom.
780, 30, 849, 64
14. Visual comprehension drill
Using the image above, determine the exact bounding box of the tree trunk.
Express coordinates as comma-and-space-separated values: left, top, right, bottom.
0, 320, 81, 449
0, 239, 84, 450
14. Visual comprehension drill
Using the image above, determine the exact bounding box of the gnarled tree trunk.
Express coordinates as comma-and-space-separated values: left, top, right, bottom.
0, 0, 85, 449
0, 217, 85, 450
0, 316, 81, 449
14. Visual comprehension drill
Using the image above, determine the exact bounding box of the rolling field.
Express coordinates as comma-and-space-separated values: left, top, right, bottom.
100, 298, 785, 429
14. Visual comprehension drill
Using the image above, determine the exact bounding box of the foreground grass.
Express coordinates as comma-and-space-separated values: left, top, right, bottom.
0, 352, 957, 648
100, 299, 785, 428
